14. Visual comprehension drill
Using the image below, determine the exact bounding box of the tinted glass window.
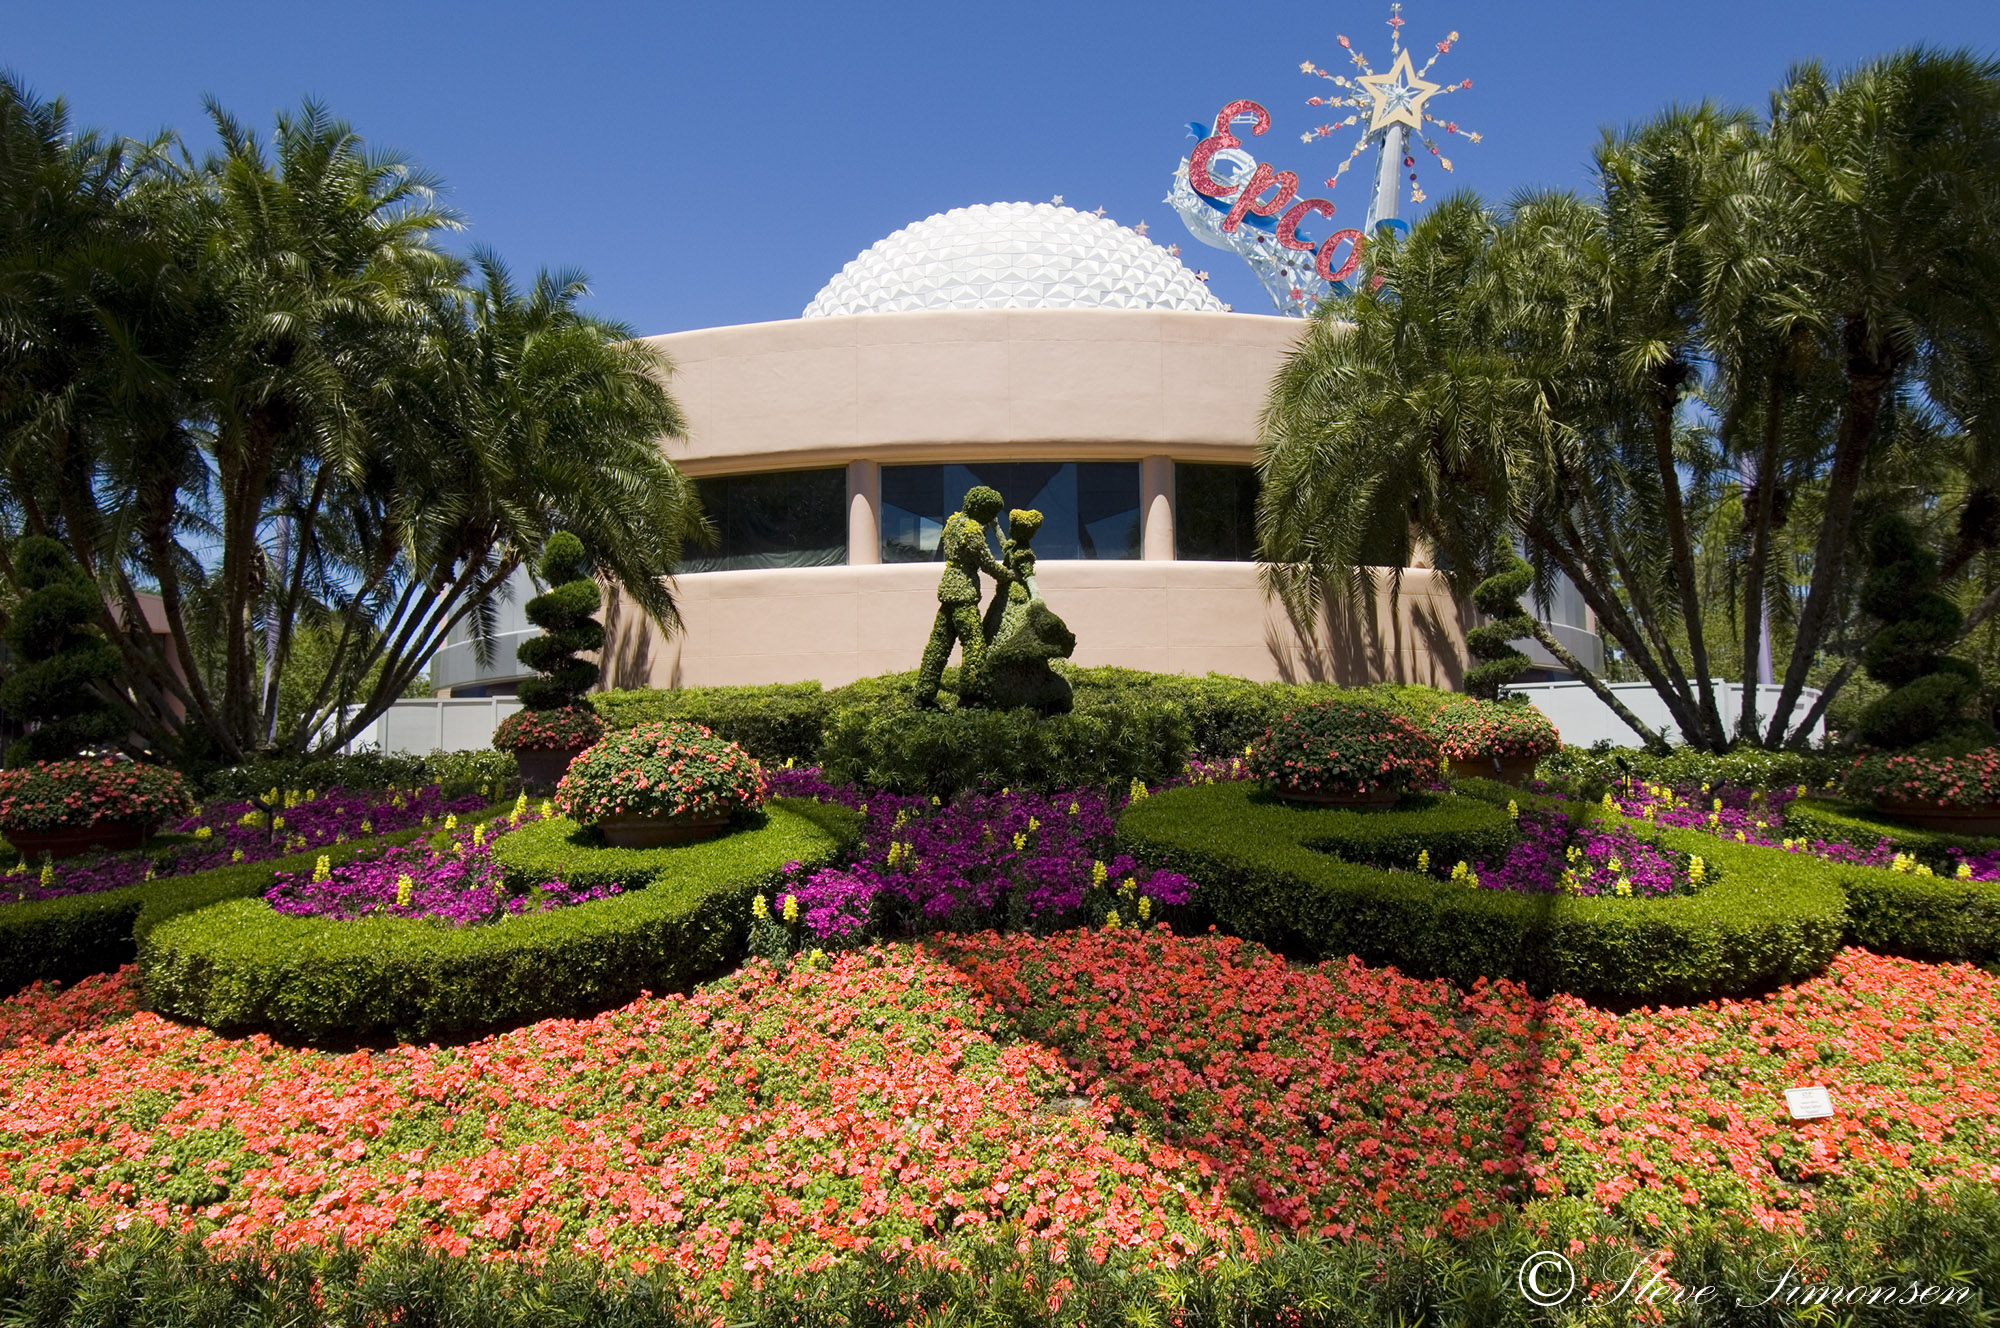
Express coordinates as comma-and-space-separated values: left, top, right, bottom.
880, 463, 1141, 562
1175, 463, 1260, 561
683, 469, 847, 572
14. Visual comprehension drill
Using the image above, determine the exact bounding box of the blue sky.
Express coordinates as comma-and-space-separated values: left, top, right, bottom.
7, 1, 1998, 331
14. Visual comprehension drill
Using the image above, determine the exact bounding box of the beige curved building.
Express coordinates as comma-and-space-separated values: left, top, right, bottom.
433, 203, 1599, 696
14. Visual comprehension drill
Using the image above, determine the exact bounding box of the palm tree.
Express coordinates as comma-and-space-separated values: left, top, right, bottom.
1758, 48, 2000, 746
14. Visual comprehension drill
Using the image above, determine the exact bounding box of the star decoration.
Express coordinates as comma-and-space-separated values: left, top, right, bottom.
1194, 269, 1209, 281
1167, 244, 1180, 257
1356, 49, 1440, 134
1134, 220, 1149, 236
1093, 205, 1107, 217
1051, 194, 1064, 205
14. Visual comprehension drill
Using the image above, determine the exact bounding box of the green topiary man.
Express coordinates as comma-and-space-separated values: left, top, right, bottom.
914, 486, 1015, 709
514, 532, 604, 712
0, 536, 126, 766
1463, 544, 1535, 701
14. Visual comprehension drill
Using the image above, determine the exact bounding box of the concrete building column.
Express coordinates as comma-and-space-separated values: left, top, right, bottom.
1140, 455, 1174, 561
846, 459, 880, 566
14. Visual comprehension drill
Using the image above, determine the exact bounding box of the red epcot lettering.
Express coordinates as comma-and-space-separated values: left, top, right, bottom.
1316, 228, 1365, 282
1187, 98, 1270, 198
1221, 162, 1299, 233
1277, 198, 1336, 252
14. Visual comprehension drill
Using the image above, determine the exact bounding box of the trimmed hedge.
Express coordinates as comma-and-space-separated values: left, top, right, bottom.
1540, 743, 1844, 794
138, 798, 861, 1042
820, 693, 1190, 797
1811, 856, 2000, 965
1782, 797, 2000, 869
0, 806, 512, 997
593, 684, 828, 764
1117, 781, 1848, 1001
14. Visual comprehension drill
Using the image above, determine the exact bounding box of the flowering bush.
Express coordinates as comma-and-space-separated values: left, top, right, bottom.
0, 759, 191, 834
1433, 698, 1561, 763
1843, 742, 2000, 808
555, 720, 766, 824
1246, 700, 1439, 796
264, 802, 620, 925
490, 704, 604, 753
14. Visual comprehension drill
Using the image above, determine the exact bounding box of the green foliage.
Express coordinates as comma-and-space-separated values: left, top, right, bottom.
0, 809, 510, 996
514, 532, 604, 713
0, 536, 124, 765
139, 800, 857, 1041
1463, 546, 1535, 701
1857, 514, 1985, 747
0, 1182, 1996, 1328
416, 749, 520, 794
1834, 860, 2000, 965
195, 750, 514, 803
1539, 743, 1844, 796
1783, 797, 2000, 870
593, 683, 828, 764
1246, 699, 1441, 796
1117, 781, 1847, 1001
820, 690, 1190, 798
494, 803, 861, 896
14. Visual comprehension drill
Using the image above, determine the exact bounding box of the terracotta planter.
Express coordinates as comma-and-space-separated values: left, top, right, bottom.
5, 820, 152, 860
1449, 753, 1541, 786
1271, 784, 1403, 809
1872, 799, 2000, 837
595, 810, 734, 848
513, 746, 588, 792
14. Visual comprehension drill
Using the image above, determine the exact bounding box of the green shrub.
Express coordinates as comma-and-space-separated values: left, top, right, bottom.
139, 799, 859, 1041
0, 807, 512, 996
1117, 781, 1847, 1001
593, 683, 829, 764
512, 531, 604, 713
0, 536, 124, 766
1539, 743, 1844, 795
417, 749, 520, 793
820, 692, 1190, 797
197, 751, 430, 802
1780, 798, 2000, 867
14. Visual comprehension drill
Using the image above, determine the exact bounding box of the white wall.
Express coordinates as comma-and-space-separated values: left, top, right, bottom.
343, 696, 522, 756
1509, 680, 1825, 750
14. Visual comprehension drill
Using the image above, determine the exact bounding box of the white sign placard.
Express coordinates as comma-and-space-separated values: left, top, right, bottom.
1784, 1087, 1835, 1120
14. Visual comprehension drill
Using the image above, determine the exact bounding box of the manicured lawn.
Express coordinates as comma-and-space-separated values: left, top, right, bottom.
3, 929, 1995, 1311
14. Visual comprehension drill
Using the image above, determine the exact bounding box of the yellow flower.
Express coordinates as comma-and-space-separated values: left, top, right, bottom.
1891, 853, 1915, 874
444, 813, 459, 832
311, 855, 332, 883
1417, 848, 1430, 873
1797, 784, 1808, 799
806, 947, 826, 966
305, 789, 316, 803
1688, 856, 1707, 884
472, 824, 486, 848
1915, 863, 1935, 878
1642, 804, 1658, 823
1119, 876, 1136, 896
1129, 778, 1149, 803
1068, 801, 1080, 816
231, 849, 243, 862
39, 860, 54, 888
1712, 797, 1723, 813
1607, 857, 1623, 875
1091, 860, 1108, 889
1957, 862, 1974, 880
1027, 816, 1040, 832
751, 893, 770, 921
1450, 860, 1469, 881
1011, 831, 1027, 851
930, 795, 942, 807
1614, 877, 1632, 898
396, 874, 414, 908
511, 792, 528, 823
194, 826, 213, 840
359, 819, 373, 835
1104, 909, 1121, 930
1601, 792, 1616, 810
272, 815, 285, 832
1506, 800, 1519, 821
539, 799, 554, 819
782, 894, 799, 924
886, 841, 903, 866
1137, 895, 1152, 922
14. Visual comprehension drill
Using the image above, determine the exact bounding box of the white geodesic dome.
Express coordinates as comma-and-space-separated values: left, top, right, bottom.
802, 202, 1226, 318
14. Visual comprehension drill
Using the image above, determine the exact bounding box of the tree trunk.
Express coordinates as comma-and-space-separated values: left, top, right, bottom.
1527, 619, 1669, 754
1738, 378, 1787, 743
1648, 376, 1725, 747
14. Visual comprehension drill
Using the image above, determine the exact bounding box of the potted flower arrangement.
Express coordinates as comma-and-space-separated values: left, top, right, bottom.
0, 759, 192, 859
1844, 742, 2000, 834
1247, 700, 1441, 808
1435, 698, 1561, 786
555, 720, 766, 847
493, 531, 607, 790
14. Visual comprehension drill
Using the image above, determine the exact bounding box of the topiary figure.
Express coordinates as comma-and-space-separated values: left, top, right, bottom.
1855, 513, 1985, 749
494, 532, 607, 766
915, 486, 1014, 709
1463, 545, 1535, 701
0, 536, 125, 766
515, 532, 603, 712
982, 509, 1077, 715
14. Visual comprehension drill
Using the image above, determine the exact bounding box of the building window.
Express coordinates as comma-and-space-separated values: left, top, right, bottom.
880, 463, 1141, 562
1175, 463, 1260, 561
682, 469, 847, 573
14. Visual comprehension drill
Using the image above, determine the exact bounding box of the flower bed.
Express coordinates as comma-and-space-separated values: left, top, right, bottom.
1246, 700, 1439, 797
1844, 742, 2000, 808
1454, 805, 1711, 898
0, 760, 190, 836
2, 784, 487, 906
1433, 698, 1561, 763
264, 803, 621, 925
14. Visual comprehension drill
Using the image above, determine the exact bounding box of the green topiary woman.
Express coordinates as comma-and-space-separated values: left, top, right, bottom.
492, 532, 607, 756
0, 536, 125, 767
1463, 544, 1535, 701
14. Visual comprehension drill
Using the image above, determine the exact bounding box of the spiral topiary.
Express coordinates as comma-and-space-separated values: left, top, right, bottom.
1854, 514, 1984, 750
1463, 545, 1534, 701
494, 532, 606, 754
0, 536, 125, 766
